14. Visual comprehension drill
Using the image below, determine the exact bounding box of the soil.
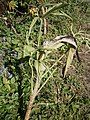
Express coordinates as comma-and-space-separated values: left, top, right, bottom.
79, 45, 90, 96
68, 44, 90, 97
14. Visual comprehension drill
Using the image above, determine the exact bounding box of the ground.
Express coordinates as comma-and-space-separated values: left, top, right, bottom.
79, 44, 90, 97
68, 44, 90, 98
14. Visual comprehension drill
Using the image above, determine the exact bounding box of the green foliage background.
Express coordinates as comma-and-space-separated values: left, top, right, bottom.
0, 0, 90, 120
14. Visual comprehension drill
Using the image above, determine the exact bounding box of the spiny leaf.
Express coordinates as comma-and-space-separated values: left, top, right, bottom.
34, 60, 39, 74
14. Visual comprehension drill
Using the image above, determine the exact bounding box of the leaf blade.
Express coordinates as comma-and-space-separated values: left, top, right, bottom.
63, 47, 76, 78
42, 3, 68, 18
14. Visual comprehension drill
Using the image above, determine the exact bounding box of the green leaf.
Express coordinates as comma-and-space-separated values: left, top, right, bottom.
43, 40, 64, 56
51, 11, 72, 20
3, 77, 11, 91
26, 17, 39, 44
34, 60, 46, 76
29, 17, 39, 35
72, 104, 79, 113
24, 45, 35, 57
8, 0, 17, 11
43, 40, 64, 50
38, 18, 43, 46
34, 60, 39, 74
42, 3, 68, 18
63, 47, 76, 78
37, 68, 57, 94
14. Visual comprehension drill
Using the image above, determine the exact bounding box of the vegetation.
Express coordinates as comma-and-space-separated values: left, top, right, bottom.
0, 0, 90, 120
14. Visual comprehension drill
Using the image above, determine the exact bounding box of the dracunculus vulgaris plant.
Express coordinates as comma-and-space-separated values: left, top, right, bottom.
24, 3, 79, 120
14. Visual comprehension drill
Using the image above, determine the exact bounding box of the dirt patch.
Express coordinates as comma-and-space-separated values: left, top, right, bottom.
68, 44, 90, 97
79, 45, 90, 95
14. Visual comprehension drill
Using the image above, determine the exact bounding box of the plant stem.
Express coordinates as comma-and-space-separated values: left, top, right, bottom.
24, 94, 35, 120
24, 76, 40, 120
42, 6, 47, 34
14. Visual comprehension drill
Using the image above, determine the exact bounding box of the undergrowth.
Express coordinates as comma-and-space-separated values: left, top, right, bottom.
0, 0, 90, 120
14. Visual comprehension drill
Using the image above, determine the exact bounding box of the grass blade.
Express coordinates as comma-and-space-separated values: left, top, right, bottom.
26, 17, 39, 44
42, 3, 68, 18
51, 11, 72, 20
